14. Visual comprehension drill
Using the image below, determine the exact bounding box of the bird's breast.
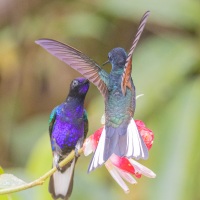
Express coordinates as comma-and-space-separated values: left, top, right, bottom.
52, 118, 84, 150
105, 86, 134, 127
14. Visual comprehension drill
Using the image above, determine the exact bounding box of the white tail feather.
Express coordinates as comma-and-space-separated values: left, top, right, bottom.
88, 127, 106, 172
126, 119, 149, 159
52, 158, 75, 197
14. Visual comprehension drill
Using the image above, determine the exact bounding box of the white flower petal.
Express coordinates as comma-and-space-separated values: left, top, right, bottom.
83, 138, 93, 156
136, 94, 144, 99
105, 160, 130, 194
129, 159, 156, 178
115, 167, 137, 184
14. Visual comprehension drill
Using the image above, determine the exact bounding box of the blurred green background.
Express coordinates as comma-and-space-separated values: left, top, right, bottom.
0, 0, 200, 199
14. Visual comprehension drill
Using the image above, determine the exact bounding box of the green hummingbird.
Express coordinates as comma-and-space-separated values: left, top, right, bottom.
35, 11, 150, 173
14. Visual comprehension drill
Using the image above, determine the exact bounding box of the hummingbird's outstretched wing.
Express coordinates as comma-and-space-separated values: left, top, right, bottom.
35, 39, 109, 98
121, 11, 150, 96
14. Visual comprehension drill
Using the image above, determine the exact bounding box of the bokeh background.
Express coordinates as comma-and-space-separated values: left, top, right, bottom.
0, 0, 200, 199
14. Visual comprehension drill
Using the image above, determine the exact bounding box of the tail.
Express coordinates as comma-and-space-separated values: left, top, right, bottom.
49, 158, 76, 200
125, 119, 149, 159
88, 119, 148, 172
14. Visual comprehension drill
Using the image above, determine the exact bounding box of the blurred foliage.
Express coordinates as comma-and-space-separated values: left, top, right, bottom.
0, 0, 200, 200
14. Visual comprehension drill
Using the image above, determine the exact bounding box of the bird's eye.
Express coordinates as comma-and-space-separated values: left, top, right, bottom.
72, 80, 79, 87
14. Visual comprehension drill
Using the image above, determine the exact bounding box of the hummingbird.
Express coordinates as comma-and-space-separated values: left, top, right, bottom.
35, 11, 150, 173
48, 77, 89, 199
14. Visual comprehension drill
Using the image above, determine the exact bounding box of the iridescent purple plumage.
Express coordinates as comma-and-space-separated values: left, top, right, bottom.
48, 77, 89, 199
52, 104, 84, 148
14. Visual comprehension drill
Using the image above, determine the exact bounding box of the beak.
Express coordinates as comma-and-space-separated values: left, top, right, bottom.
102, 60, 110, 67
84, 79, 89, 84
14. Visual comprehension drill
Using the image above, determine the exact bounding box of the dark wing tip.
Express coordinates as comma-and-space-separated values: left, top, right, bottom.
145, 10, 150, 14
140, 11, 150, 25
143, 11, 150, 19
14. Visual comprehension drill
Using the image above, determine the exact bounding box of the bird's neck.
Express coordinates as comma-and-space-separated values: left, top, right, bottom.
110, 66, 124, 80
111, 64, 124, 74
66, 96, 85, 105
64, 96, 85, 117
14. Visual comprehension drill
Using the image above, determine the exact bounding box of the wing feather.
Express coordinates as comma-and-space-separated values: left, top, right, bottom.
35, 39, 109, 98
121, 11, 150, 95
49, 106, 58, 138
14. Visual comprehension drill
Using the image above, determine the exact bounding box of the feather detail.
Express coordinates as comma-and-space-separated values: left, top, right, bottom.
88, 127, 106, 172
121, 11, 150, 95
126, 118, 149, 159
35, 39, 109, 98
88, 118, 149, 172
49, 158, 76, 200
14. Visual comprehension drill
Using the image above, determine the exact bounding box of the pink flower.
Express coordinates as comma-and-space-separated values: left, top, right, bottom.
83, 119, 156, 193
135, 120, 154, 150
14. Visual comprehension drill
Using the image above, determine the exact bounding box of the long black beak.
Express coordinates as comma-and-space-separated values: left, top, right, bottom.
84, 79, 89, 84
102, 60, 110, 67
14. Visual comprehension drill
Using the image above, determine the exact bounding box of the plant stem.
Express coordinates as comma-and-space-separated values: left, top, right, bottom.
0, 148, 83, 195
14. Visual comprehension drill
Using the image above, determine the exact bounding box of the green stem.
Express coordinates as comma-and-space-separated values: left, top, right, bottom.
0, 148, 83, 195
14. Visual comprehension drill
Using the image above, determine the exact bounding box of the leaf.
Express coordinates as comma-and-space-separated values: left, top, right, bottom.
0, 174, 26, 189
0, 195, 10, 200
0, 166, 4, 175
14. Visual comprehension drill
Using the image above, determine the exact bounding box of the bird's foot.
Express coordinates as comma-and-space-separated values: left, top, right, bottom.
56, 163, 62, 171
75, 147, 80, 157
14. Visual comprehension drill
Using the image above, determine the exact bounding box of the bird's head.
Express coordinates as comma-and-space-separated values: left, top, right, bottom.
69, 77, 90, 98
104, 48, 127, 70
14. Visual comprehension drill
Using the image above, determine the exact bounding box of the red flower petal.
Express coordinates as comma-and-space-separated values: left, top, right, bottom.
92, 127, 104, 148
134, 172, 142, 178
140, 127, 154, 150
135, 120, 154, 150
110, 154, 135, 174
135, 120, 146, 128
